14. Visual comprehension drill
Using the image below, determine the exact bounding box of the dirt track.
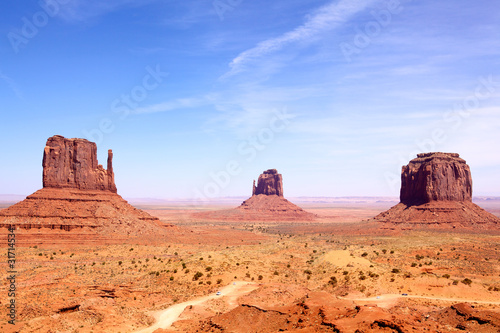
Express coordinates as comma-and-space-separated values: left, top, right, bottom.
135, 281, 259, 332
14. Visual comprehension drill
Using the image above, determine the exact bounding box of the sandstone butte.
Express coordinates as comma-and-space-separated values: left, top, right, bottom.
374, 152, 500, 229
0, 135, 172, 244
194, 169, 316, 221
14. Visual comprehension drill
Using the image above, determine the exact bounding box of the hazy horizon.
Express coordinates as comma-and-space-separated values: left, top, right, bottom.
2, 0, 499, 199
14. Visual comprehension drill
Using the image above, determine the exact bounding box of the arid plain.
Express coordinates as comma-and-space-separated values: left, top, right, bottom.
1, 197, 500, 333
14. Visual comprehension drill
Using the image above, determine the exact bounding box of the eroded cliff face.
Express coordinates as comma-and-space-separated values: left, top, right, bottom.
374, 152, 499, 229
252, 169, 283, 197
42, 135, 117, 193
0, 135, 171, 239
400, 152, 472, 205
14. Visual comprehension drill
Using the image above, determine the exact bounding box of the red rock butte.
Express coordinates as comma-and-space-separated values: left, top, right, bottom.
194, 169, 316, 221
374, 152, 500, 229
0, 135, 172, 244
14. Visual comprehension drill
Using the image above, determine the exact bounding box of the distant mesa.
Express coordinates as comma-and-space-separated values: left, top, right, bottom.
194, 169, 316, 221
0, 135, 171, 243
374, 152, 500, 229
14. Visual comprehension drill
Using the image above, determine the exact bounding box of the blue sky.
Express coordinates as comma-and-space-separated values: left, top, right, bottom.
1, 0, 499, 200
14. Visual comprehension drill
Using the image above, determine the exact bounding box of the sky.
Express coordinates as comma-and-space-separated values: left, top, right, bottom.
0, 0, 499, 200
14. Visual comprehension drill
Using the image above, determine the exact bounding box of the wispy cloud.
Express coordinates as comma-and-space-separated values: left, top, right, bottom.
222, 0, 376, 78
130, 96, 209, 114
0, 70, 23, 99
56, 0, 157, 23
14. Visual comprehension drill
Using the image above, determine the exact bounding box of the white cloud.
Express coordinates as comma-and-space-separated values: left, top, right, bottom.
222, 0, 376, 78
0, 70, 23, 99
130, 96, 209, 114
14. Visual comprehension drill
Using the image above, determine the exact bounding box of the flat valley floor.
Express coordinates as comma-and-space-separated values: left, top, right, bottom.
1, 198, 499, 332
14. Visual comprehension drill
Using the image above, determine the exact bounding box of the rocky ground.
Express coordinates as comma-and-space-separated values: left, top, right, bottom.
0, 200, 499, 332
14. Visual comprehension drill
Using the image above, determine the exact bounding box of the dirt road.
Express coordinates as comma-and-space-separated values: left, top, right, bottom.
135, 281, 259, 333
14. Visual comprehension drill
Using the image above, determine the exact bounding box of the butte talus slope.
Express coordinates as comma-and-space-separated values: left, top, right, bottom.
0, 135, 172, 243
374, 152, 500, 229
194, 169, 316, 221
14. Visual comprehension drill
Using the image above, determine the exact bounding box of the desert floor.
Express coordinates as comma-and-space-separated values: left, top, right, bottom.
0, 197, 499, 332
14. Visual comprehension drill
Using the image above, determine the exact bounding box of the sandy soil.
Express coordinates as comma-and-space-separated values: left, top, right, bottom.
0, 198, 499, 332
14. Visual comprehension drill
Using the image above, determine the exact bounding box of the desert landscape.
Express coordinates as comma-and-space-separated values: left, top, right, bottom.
1, 138, 499, 333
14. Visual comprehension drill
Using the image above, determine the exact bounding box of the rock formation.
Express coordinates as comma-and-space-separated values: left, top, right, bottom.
374, 152, 500, 229
0, 135, 171, 243
42, 135, 117, 192
252, 169, 283, 197
400, 152, 472, 205
193, 169, 315, 221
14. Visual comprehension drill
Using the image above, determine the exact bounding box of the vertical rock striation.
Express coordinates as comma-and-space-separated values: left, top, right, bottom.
42, 135, 117, 193
252, 169, 284, 197
400, 152, 472, 205
374, 152, 500, 229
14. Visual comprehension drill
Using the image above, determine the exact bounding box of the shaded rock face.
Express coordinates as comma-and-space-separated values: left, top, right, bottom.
400, 152, 472, 205
252, 169, 283, 197
42, 135, 117, 193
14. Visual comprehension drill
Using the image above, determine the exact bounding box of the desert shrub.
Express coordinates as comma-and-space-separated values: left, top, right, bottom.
411, 263, 417, 267
452, 280, 459, 285
304, 269, 312, 275
343, 271, 349, 275
382, 249, 387, 254
205, 266, 212, 272
217, 279, 223, 284
273, 271, 279, 276
461, 278, 472, 286
392, 268, 400, 274
361, 252, 368, 257
170, 276, 174, 281
328, 276, 338, 287
442, 274, 450, 279
258, 275, 263, 281
193, 272, 203, 281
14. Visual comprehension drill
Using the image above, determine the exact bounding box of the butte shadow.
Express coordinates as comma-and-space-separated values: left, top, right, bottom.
193, 169, 316, 222
0, 135, 174, 244
372, 152, 500, 230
